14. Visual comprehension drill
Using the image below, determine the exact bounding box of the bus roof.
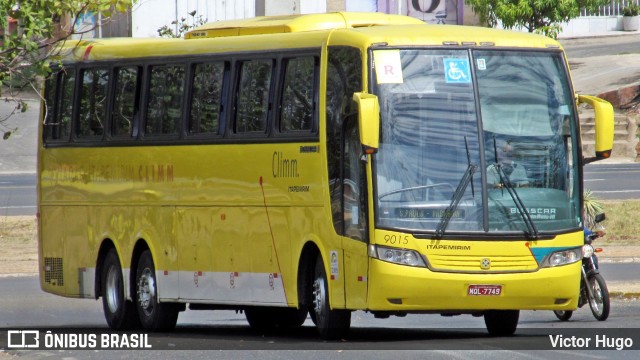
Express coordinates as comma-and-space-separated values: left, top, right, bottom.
184, 12, 425, 39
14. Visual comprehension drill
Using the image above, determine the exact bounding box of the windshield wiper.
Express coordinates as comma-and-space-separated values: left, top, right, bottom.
492, 137, 539, 239
435, 137, 476, 239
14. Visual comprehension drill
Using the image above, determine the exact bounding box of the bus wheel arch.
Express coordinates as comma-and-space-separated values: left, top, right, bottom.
95, 239, 117, 300
297, 241, 320, 314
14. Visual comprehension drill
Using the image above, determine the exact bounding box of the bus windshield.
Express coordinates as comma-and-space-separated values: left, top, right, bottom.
372, 48, 581, 235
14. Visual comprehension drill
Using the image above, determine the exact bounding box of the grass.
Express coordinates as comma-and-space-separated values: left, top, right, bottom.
0, 216, 36, 243
599, 200, 640, 245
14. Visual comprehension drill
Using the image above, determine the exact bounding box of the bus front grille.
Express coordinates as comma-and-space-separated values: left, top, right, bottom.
426, 254, 538, 273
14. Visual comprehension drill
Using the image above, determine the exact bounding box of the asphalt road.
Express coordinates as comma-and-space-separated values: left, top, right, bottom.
584, 163, 640, 200
0, 172, 36, 216
1, 276, 640, 357
560, 35, 640, 59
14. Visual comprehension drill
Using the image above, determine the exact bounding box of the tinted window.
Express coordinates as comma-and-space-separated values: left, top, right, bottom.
78, 68, 109, 138
43, 73, 58, 140
326, 47, 362, 234
190, 62, 225, 135
235, 60, 272, 133
54, 68, 76, 141
146, 65, 185, 136
280, 56, 315, 132
112, 67, 140, 138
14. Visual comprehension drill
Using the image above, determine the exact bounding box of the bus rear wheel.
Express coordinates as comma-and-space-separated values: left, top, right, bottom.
311, 255, 350, 340
101, 249, 140, 330
484, 310, 519, 336
135, 250, 180, 331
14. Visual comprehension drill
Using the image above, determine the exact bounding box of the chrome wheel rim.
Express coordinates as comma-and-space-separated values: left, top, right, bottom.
590, 279, 603, 315
137, 267, 156, 316
105, 264, 120, 314
312, 274, 325, 321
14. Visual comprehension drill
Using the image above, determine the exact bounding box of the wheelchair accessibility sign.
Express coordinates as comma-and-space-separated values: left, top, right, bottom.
443, 58, 471, 83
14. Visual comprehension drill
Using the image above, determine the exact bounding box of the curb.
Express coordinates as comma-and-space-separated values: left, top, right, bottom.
558, 31, 640, 41
599, 257, 640, 264
610, 292, 640, 299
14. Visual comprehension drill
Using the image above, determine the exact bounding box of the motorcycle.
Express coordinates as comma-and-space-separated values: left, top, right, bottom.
554, 213, 610, 321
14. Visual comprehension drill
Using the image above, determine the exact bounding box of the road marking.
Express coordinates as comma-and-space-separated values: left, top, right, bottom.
591, 190, 640, 193
0, 206, 36, 209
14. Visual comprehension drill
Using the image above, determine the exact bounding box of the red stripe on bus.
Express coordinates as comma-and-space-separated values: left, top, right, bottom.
83, 45, 94, 60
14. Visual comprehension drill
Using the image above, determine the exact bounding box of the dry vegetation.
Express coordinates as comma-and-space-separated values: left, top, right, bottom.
600, 200, 640, 245
0, 216, 38, 275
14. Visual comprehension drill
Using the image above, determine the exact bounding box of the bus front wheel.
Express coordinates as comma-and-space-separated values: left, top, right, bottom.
101, 249, 140, 330
135, 250, 180, 331
484, 310, 519, 336
311, 255, 350, 340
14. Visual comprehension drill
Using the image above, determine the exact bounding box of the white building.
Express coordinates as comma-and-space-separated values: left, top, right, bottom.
73, 0, 638, 39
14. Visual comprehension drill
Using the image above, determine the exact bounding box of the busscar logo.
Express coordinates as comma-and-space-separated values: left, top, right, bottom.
8, 330, 39, 348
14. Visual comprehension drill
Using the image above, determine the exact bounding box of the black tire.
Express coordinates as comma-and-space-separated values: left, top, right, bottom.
587, 273, 610, 321
553, 310, 573, 321
245, 307, 308, 331
135, 250, 180, 331
484, 310, 519, 336
101, 249, 140, 330
311, 255, 351, 340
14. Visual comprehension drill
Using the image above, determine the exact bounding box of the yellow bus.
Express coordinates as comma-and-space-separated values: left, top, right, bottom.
38, 12, 614, 339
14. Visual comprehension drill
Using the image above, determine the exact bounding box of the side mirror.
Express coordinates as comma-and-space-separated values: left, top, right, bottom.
594, 213, 606, 223
577, 94, 614, 164
352, 92, 380, 154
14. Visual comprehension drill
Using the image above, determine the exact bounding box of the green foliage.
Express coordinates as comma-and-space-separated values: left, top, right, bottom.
584, 189, 605, 228
623, 4, 640, 17
1, 0, 135, 138
157, 10, 207, 38
464, 0, 610, 39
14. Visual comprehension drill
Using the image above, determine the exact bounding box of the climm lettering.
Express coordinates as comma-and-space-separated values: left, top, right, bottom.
136, 164, 174, 183
272, 152, 299, 178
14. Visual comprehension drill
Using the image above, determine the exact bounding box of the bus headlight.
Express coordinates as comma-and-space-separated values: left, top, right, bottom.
541, 247, 582, 268
582, 244, 594, 259
370, 245, 426, 267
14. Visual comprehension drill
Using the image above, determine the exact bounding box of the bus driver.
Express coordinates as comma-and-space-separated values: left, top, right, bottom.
487, 141, 529, 188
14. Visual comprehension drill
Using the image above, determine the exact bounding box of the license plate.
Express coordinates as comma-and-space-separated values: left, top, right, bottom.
468, 285, 502, 296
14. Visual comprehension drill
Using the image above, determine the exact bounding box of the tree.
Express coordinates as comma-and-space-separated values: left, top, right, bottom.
157, 10, 207, 38
464, 0, 609, 39
0, 0, 134, 140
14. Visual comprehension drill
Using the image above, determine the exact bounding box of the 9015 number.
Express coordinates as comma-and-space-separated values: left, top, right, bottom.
383, 234, 409, 245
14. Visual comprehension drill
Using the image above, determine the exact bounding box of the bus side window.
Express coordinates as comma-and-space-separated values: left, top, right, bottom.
54, 68, 76, 141
145, 64, 185, 136
189, 62, 225, 135
43, 72, 59, 142
279, 56, 316, 133
234, 59, 273, 134
326, 46, 362, 236
112, 66, 140, 138
77, 67, 109, 139
343, 117, 367, 241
